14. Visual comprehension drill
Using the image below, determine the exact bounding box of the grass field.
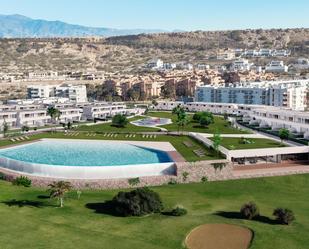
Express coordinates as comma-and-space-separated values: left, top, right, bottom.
77, 116, 160, 133
147, 112, 249, 134
0, 174, 308, 249
210, 137, 286, 150
0, 132, 222, 162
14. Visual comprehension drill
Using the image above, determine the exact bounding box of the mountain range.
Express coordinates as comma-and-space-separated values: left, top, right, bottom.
0, 14, 166, 37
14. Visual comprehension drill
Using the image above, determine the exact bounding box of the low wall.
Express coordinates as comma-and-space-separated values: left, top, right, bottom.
0, 159, 232, 189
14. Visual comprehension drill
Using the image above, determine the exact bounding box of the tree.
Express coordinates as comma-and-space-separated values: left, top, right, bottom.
212, 132, 222, 156
67, 121, 72, 130
172, 105, 185, 117
192, 111, 214, 124
112, 114, 128, 128
223, 113, 229, 120
21, 125, 29, 133
199, 115, 213, 127
240, 202, 260, 220
47, 106, 61, 124
176, 112, 189, 133
112, 188, 163, 216
2, 120, 9, 137
278, 128, 290, 144
48, 181, 72, 208
126, 88, 140, 101
273, 208, 295, 225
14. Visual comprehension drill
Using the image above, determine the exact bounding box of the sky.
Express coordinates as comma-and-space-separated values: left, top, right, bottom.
0, 0, 309, 31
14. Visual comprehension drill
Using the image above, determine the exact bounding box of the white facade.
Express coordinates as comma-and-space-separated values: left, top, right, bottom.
27, 84, 87, 103
230, 59, 253, 71
82, 102, 129, 120
147, 59, 164, 69
195, 79, 308, 110
265, 61, 288, 73
156, 101, 309, 139
0, 102, 138, 129
27, 85, 53, 99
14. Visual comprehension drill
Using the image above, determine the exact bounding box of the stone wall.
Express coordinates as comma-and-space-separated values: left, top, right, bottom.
0, 159, 232, 189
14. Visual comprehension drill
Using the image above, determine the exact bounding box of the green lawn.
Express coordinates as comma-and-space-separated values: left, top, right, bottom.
77, 116, 160, 133
0, 132, 222, 162
147, 111, 249, 134
0, 174, 308, 249
210, 137, 286, 150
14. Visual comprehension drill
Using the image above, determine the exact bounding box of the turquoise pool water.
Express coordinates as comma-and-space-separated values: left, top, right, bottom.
0, 139, 172, 167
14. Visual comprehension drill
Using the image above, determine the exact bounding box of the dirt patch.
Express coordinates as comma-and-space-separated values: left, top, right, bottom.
185, 223, 253, 249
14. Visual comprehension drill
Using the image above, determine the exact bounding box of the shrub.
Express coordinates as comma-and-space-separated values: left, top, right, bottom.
182, 171, 189, 182
201, 176, 208, 182
170, 206, 187, 216
168, 178, 177, 185
240, 202, 260, 220
112, 188, 164, 216
128, 177, 140, 186
273, 208, 295, 225
12, 176, 32, 187
212, 163, 226, 171
112, 114, 128, 128
0, 172, 6, 180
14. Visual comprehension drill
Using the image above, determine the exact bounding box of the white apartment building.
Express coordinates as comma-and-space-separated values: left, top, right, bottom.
82, 102, 129, 120
195, 79, 308, 110
265, 61, 288, 73
27, 85, 53, 99
27, 84, 88, 103
230, 59, 253, 71
156, 101, 309, 139
0, 101, 138, 129
147, 59, 164, 69
55, 84, 88, 103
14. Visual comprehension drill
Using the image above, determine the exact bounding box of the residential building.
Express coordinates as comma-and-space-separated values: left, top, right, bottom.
156, 101, 309, 139
147, 59, 164, 69
195, 79, 309, 110
230, 59, 253, 71
27, 85, 53, 99
265, 61, 288, 73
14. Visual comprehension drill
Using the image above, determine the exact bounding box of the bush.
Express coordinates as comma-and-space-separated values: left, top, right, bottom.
240, 202, 259, 220
128, 177, 140, 186
170, 206, 187, 216
112, 114, 128, 128
273, 208, 295, 225
201, 176, 208, 182
182, 171, 189, 182
12, 176, 31, 187
112, 188, 164, 216
0, 172, 6, 180
168, 178, 177, 185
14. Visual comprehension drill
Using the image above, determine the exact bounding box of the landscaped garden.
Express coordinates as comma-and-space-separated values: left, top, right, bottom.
147, 111, 249, 134
0, 174, 307, 249
210, 137, 286, 150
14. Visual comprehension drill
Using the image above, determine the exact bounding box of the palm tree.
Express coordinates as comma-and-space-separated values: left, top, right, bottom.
48, 181, 72, 207
47, 106, 61, 124
176, 113, 189, 134
47, 106, 61, 132
212, 131, 222, 156
172, 105, 185, 117
2, 119, 9, 137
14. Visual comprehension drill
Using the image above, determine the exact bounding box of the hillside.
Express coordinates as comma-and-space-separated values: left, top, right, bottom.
0, 14, 165, 38
0, 28, 308, 73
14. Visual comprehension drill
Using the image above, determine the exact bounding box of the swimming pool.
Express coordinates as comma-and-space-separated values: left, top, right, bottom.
0, 139, 176, 179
